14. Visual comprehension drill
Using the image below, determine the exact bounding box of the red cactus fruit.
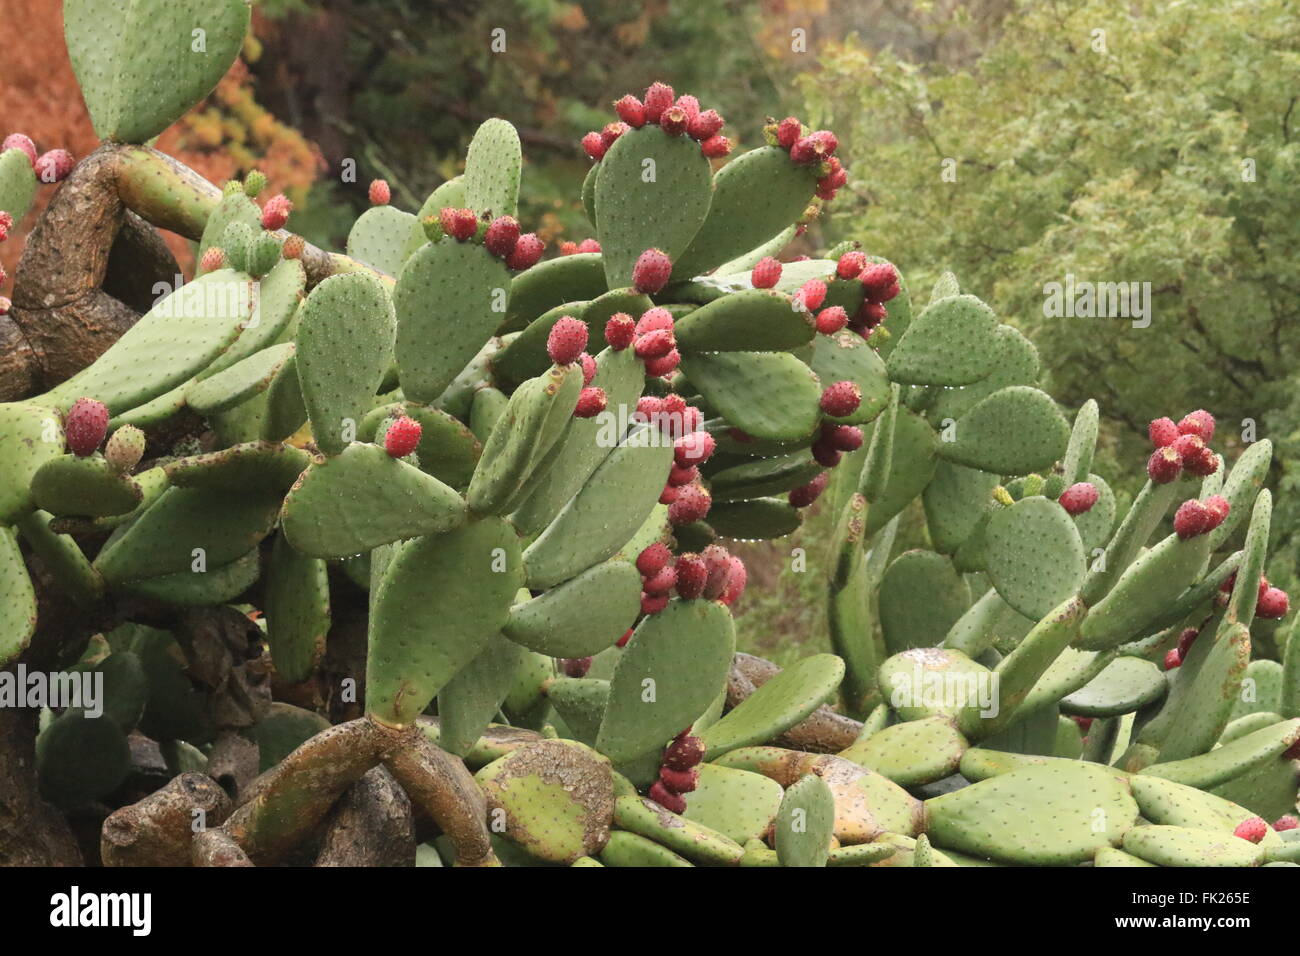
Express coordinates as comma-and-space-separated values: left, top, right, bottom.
199, 247, 225, 272
34, 149, 74, 183
615, 94, 647, 128
789, 136, 825, 165
659, 106, 689, 137
65, 398, 109, 457
789, 471, 830, 508
860, 262, 899, 302
484, 216, 521, 259
1173, 499, 1214, 540
647, 781, 687, 814
604, 313, 636, 350
1204, 495, 1231, 526
1147, 446, 1183, 484
562, 657, 593, 678
582, 131, 607, 160
1257, 587, 1290, 620
674, 431, 716, 467
506, 233, 544, 270
674, 553, 709, 600
643, 349, 682, 378
662, 731, 705, 771
701, 545, 733, 600
282, 235, 306, 260
547, 316, 589, 366
0, 210, 12, 242
641, 592, 670, 615
820, 381, 862, 418
1233, 817, 1269, 843
674, 95, 701, 121
632, 248, 673, 294
688, 109, 724, 141
1176, 627, 1199, 658
668, 484, 711, 525
601, 122, 630, 149
577, 238, 601, 253
1059, 482, 1099, 516
668, 463, 699, 487
642, 565, 678, 597
634, 328, 677, 360
616, 628, 634, 648
751, 256, 783, 289
635, 307, 674, 336
811, 434, 842, 468
1148, 417, 1179, 448
825, 424, 864, 452
579, 352, 597, 387
1274, 816, 1299, 832
368, 179, 391, 205
261, 194, 293, 230
700, 135, 732, 159
2, 133, 37, 165
440, 207, 479, 241
1170, 433, 1204, 462
815, 306, 848, 335
720, 556, 748, 606
796, 278, 828, 312
384, 416, 422, 457
1177, 409, 1215, 443
574, 387, 607, 418
1164, 648, 1182, 670
636, 542, 673, 577
643, 82, 675, 124
658, 766, 699, 793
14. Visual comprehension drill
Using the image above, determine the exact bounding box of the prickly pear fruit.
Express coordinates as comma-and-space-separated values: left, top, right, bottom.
261, 194, 292, 230
103, 425, 146, 475
547, 316, 589, 366
383, 416, 422, 458
632, 248, 672, 294
65, 398, 109, 457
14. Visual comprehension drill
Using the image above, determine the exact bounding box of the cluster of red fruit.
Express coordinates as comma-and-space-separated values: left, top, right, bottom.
1233, 815, 1298, 844
780, 382, 865, 509
584, 83, 732, 162
1146, 409, 1219, 483
426, 208, 546, 272
1218, 571, 1290, 620
628, 391, 715, 527
546, 317, 608, 418
764, 117, 846, 201
605, 304, 680, 377
558, 238, 601, 256
383, 415, 422, 458
1172, 495, 1230, 541
749, 253, 900, 339
649, 727, 705, 814
3, 132, 74, 186
635, 540, 746, 618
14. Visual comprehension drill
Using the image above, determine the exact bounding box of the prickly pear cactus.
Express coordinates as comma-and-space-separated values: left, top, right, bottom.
0, 10, 1294, 871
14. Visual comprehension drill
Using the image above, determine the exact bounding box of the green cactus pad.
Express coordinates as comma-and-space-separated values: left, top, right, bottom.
876, 647, 994, 727
164, 440, 310, 494
598, 830, 693, 867
0, 148, 37, 221
197, 191, 259, 269
545, 678, 609, 748
867, 832, 960, 867
773, 773, 836, 868
346, 205, 418, 277
476, 740, 614, 863
673, 146, 818, 279
1122, 825, 1263, 867
861, 407, 938, 535
1060, 656, 1165, 718
263, 535, 329, 685
827, 842, 900, 866
121, 547, 259, 606
36, 708, 131, 810
523, 423, 672, 590
13, 510, 102, 606
1226, 489, 1271, 629
281, 443, 465, 559
258, 354, 308, 442
1229, 660, 1284, 722
613, 795, 745, 866
806, 330, 893, 426
708, 452, 823, 502
90, 651, 148, 732
42, 271, 255, 414
394, 240, 512, 405
711, 225, 797, 276
594, 126, 713, 288
983, 496, 1085, 620
0, 528, 37, 667
703, 498, 802, 540
30, 454, 142, 518
469, 387, 509, 443
840, 716, 968, 787
0, 403, 64, 524
1141, 718, 1300, 790
504, 253, 607, 331
295, 271, 396, 455
366, 516, 523, 726
1128, 775, 1262, 838
595, 599, 735, 763
978, 596, 1087, 737
250, 703, 332, 773
928, 325, 1042, 424
468, 365, 581, 518
878, 550, 970, 654
923, 461, 1000, 555
1156, 623, 1250, 763
186, 343, 296, 415
1094, 847, 1157, 867
360, 401, 482, 489
1208, 439, 1271, 549
438, 632, 529, 757
1210, 755, 1299, 822
673, 290, 813, 353
924, 762, 1139, 865
93, 485, 280, 584
698, 654, 844, 759
1077, 531, 1215, 651
681, 352, 822, 442
64, 0, 250, 144
504, 560, 640, 658
1062, 400, 1099, 484
885, 294, 1000, 386
203, 259, 306, 378
935, 386, 1069, 475
463, 118, 522, 219
682, 763, 785, 845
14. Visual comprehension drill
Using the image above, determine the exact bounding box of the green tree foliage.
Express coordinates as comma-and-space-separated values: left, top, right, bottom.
801, 0, 1300, 588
